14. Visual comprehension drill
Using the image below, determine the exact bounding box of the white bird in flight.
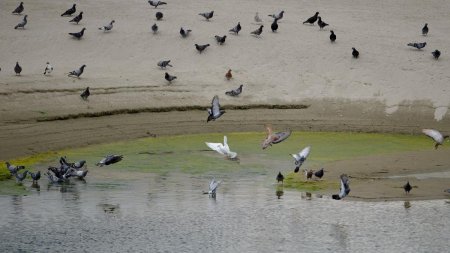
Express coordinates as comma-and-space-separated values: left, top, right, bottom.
422, 129, 449, 149
291, 146, 311, 172
205, 136, 237, 159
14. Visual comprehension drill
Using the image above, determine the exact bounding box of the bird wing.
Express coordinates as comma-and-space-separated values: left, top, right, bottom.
299, 146, 311, 159
205, 142, 226, 155
422, 129, 444, 143
209, 179, 221, 192
272, 130, 292, 144
291, 153, 300, 161
222, 136, 230, 153
211, 95, 221, 117
339, 174, 350, 198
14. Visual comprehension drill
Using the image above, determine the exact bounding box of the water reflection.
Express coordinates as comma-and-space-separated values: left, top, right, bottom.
276, 185, 284, 199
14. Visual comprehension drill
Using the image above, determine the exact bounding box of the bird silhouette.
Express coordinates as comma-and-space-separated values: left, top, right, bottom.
261, 125, 291, 149
268, 11, 284, 20
225, 84, 243, 97
229, 22, 241, 35
165, 72, 177, 83
99, 20, 115, 32
61, 4, 76, 16
332, 174, 350, 200
215, 35, 226, 45
403, 181, 412, 194
148, 0, 167, 8
195, 44, 210, 53
152, 23, 158, 33
180, 27, 192, 38
69, 27, 86, 39
14, 15, 27, 29
432, 50, 441, 60
251, 25, 263, 36
407, 42, 426, 50
271, 18, 279, 32
69, 12, 83, 24
12, 2, 24, 15
352, 47, 359, 58
68, 64, 86, 78
303, 12, 319, 25
330, 30, 336, 42
44, 62, 53, 75
14, 62, 22, 75
80, 87, 90, 100
422, 129, 449, 149
317, 17, 328, 29
157, 60, 172, 69
422, 23, 428, 36
156, 12, 163, 20
225, 69, 232, 80
276, 172, 284, 184
199, 11, 214, 21
207, 95, 225, 122
314, 168, 324, 179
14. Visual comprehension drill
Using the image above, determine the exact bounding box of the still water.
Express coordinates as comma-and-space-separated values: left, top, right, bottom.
1, 171, 449, 253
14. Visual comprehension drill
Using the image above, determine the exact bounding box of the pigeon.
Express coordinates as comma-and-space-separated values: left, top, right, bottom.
69, 27, 86, 39
207, 95, 225, 122
225, 69, 232, 80
157, 60, 172, 69
29, 171, 41, 184
432, 50, 441, 59
276, 172, 284, 184
205, 178, 221, 197
330, 30, 336, 42
69, 12, 83, 24
225, 84, 243, 97
61, 4, 76, 16
403, 181, 412, 194
99, 20, 115, 32
199, 11, 214, 21
205, 136, 237, 159
271, 18, 279, 32
148, 0, 167, 8
422, 129, 449, 149
180, 27, 192, 38
251, 25, 263, 36
407, 42, 426, 50
261, 125, 291, 149
303, 12, 319, 25
195, 44, 210, 53
254, 12, 262, 23
332, 174, 350, 200
304, 169, 314, 180
96, 154, 123, 166
422, 23, 428, 36
68, 64, 86, 78
14, 62, 22, 75
61, 158, 86, 169
229, 22, 241, 35
80, 87, 90, 100
67, 168, 88, 180
44, 62, 53, 75
165, 72, 177, 83
5, 162, 25, 175
152, 23, 158, 33
268, 11, 284, 20
215, 35, 226, 45
156, 12, 163, 20
12, 2, 24, 15
314, 168, 324, 179
317, 17, 328, 29
352, 47, 359, 58
291, 146, 311, 170
15, 170, 28, 183
14, 15, 27, 29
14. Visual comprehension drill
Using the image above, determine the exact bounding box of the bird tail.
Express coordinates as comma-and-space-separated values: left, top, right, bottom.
98, 27, 103, 30
14, 25, 19, 29
167, 64, 173, 67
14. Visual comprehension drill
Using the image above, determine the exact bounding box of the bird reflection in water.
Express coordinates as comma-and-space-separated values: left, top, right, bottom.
301, 192, 312, 200
276, 185, 284, 199
404, 201, 411, 209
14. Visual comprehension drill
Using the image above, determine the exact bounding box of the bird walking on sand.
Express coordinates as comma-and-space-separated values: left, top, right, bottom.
12, 2, 24, 15
432, 50, 441, 59
215, 35, 227, 45
99, 20, 115, 32
254, 12, 262, 23
303, 12, 319, 25
422, 129, 448, 149
61, 4, 76, 16
268, 11, 284, 20
261, 125, 291, 149
276, 172, 284, 184
180, 27, 191, 38
195, 44, 210, 53
292, 146, 311, 172
14, 62, 22, 75
403, 181, 412, 194
148, 0, 167, 8
330, 30, 336, 42
152, 23, 158, 33
199, 11, 214, 21
96, 154, 123, 167
68, 64, 86, 78
207, 95, 225, 122
225, 84, 243, 97
14, 15, 27, 29
352, 47, 359, 58
69, 27, 86, 39
156, 12, 163, 20
157, 60, 172, 69
314, 168, 324, 179
69, 12, 83, 24
44, 62, 53, 75
225, 69, 232, 80
229, 22, 241, 35
422, 23, 428, 36
317, 17, 328, 29
80, 87, 90, 100
251, 25, 263, 36
271, 18, 279, 32
165, 72, 177, 83
332, 174, 350, 200
407, 42, 426, 50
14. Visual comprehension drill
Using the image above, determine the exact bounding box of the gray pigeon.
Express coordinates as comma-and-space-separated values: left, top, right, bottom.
330, 30, 336, 42
195, 44, 210, 53
199, 11, 214, 21
207, 95, 225, 122
15, 170, 28, 183
317, 17, 328, 29
14, 15, 27, 29
5, 162, 25, 175
99, 20, 115, 31
157, 60, 172, 69
68, 64, 86, 78
152, 23, 158, 33
80, 87, 90, 100
225, 84, 243, 96
96, 154, 123, 166
180, 27, 191, 38
69, 11, 83, 24
69, 27, 86, 39
61, 4, 76, 16
14, 62, 22, 75
251, 25, 263, 36
229, 22, 241, 34
148, 0, 167, 8
165, 72, 177, 83
215, 35, 226, 45
29, 171, 41, 184
432, 49, 441, 60
332, 174, 350, 200
422, 23, 428, 36
303, 12, 319, 25
156, 12, 163, 20
407, 42, 426, 50
268, 10, 284, 20
12, 2, 24, 14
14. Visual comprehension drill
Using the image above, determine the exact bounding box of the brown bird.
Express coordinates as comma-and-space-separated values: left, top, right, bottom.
304, 169, 314, 180
225, 69, 232, 80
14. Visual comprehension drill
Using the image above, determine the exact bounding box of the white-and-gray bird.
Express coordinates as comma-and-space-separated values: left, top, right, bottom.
199, 11, 214, 21
207, 95, 225, 122
407, 42, 426, 50
68, 64, 86, 78
268, 10, 284, 20
205, 136, 238, 159
203, 178, 221, 197
14, 15, 27, 29
99, 20, 115, 32
422, 129, 449, 149
96, 154, 123, 167
44, 62, 53, 75
332, 174, 350, 200
229, 22, 241, 35
225, 84, 243, 97
291, 146, 311, 172
6, 162, 25, 175
157, 60, 172, 69
148, 0, 167, 8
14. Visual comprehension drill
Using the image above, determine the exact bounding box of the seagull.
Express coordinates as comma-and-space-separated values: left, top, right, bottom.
12, 2, 24, 15
14, 15, 27, 29
152, 23, 158, 33
407, 42, 426, 50
352, 47, 359, 58
80, 87, 90, 100
215, 35, 227, 45
15, 170, 28, 183
180, 27, 191, 38
203, 178, 221, 197
304, 169, 314, 180
44, 62, 53, 75
225, 84, 243, 97
314, 168, 324, 179
422, 129, 449, 149
317, 17, 328, 29
99, 20, 115, 32
225, 69, 232, 80
199, 11, 214, 21
291, 146, 311, 170
251, 25, 263, 36
69, 27, 86, 39
5, 162, 25, 175
268, 11, 284, 20
29, 171, 41, 184
432, 50, 441, 60
261, 125, 291, 149
195, 44, 210, 53
403, 181, 412, 194
254, 12, 262, 22
61, 4, 76, 16
68, 64, 86, 78
207, 95, 225, 122
330, 30, 336, 42
276, 172, 284, 184
156, 12, 163, 20
14, 62, 22, 75
332, 174, 350, 200
422, 23, 428, 36
148, 0, 167, 8
271, 18, 279, 32
229, 22, 241, 35
165, 72, 177, 83
96, 154, 123, 166
157, 60, 172, 69
205, 136, 237, 159
303, 12, 319, 25
69, 12, 83, 24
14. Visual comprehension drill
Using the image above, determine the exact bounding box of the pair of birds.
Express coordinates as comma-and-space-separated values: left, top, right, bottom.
303, 12, 329, 29
303, 168, 324, 180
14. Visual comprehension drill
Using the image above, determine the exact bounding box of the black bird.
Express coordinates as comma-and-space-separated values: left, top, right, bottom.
69, 12, 83, 24
195, 44, 210, 53
96, 154, 123, 166
422, 23, 428, 36
12, 2, 24, 15
403, 181, 412, 194
5, 162, 25, 175
148, 0, 167, 8
314, 168, 324, 179
156, 12, 163, 20
352, 47, 359, 58
61, 4, 76, 17
14, 15, 27, 29
229, 22, 241, 35
14, 62, 22, 75
407, 42, 426, 50
251, 25, 264, 36
294, 166, 300, 173
165, 72, 177, 83
271, 18, 279, 32
432, 49, 441, 60
332, 174, 350, 200
303, 12, 319, 25
214, 35, 226, 45
152, 23, 158, 33
15, 170, 28, 183
29, 171, 41, 184
68, 64, 86, 78
317, 17, 328, 29
69, 27, 86, 39
80, 87, 90, 100
157, 60, 172, 69
199, 11, 214, 21
180, 27, 192, 38
225, 84, 243, 97
276, 172, 284, 184
330, 30, 336, 42
268, 11, 284, 20
207, 95, 225, 122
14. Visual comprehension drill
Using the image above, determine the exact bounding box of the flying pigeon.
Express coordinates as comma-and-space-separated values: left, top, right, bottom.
148, 0, 167, 8
12, 2, 24, 15
403, 181, 412, 194
422, 129, 449, 149
291, 146, 311, 171
317, 17, 328, 29
61, 4, 76, 16
14, 62, 22, 75
254, 12, 262, 22
199, 11, 214, 21
99, 20, 115, 32
15, 170, 28, 183
165, 72, 177, 83
330, 30, 336, 42
271, 18, 278, 32
215, 35, 226, 45
268, 11, 284, 20
225, 69, 232, 80
251, 25, 263, 36
261, 125, 291, 149
80, 87, 90, 100
332, 174, 350, 200
229, 22, 241, 35
69, 27, 86, 39
14, 15, 27, 29
157, 60, 172, 69
225, 84, 243, 97
68, 64, 86, 78
44, 62, 53, 75
303, 12, 319, 25
207, 95, 225, 122
276, 172, 284, 184
205, 136, 237, 159
180, 27, 192, 38
352, 47, 359, 58
69, 12, 83, 24
29, 171, 41, 184
407, 42, 426, 50
314, 168, 324, 179
422, 23, 428, 36
156, 12, 163, 20
5, 162, 25, 175
432, 50, 441, 59
152, 23, 158, 33
195, 43, 210, 53
96, 154, 123, 166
